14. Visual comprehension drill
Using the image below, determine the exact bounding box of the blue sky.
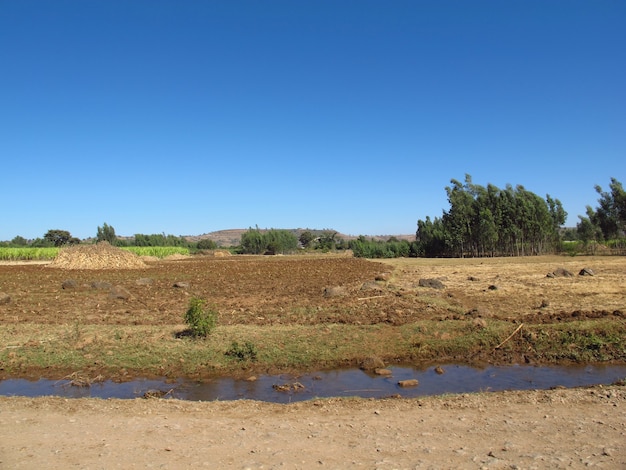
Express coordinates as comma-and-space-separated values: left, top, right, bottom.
1, 1, 624, 241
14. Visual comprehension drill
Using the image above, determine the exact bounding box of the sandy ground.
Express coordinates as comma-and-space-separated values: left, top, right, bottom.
1, 384, 624, 469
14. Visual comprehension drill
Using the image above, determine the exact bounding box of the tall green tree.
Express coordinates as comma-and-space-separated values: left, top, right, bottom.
96, 223, 117, 245
265, 229, 299, 254
10, 236, 28, 246
586, 178, 626, 240
442, 176, 475, 257
240, 226, 266, 254
44, 229, 79, 247
299, 231, 315, 248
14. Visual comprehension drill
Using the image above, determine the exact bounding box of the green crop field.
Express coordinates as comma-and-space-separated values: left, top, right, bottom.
0, 247, 59, 261
121, 246, 190, 258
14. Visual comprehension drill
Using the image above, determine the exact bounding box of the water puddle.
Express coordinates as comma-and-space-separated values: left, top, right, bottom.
1, 364, 624, 403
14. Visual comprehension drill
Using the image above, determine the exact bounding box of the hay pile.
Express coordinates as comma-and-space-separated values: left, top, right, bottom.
212, 250, 232, 258
48, 242, 147, 270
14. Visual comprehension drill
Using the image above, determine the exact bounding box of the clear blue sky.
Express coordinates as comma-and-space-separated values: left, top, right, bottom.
1, 1, 624, 241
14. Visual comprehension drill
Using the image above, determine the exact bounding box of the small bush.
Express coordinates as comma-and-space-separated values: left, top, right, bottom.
184, 297, 217, 338
225, 341, 258, 362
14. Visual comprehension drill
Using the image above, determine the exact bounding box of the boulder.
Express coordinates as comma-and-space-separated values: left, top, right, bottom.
418, 278, 445, 289
549, 268, 574, 278
360, 356, 385, 371
360, 281, 383, 292
61, 279, 78, 289
323, 286, 347, 298
109, 286, 132, 300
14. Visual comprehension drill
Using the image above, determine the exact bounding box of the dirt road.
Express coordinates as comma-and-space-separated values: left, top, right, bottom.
1, 385, 624, 469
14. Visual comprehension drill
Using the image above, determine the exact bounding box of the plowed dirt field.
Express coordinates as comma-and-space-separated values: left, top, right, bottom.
1, 254, 624, 327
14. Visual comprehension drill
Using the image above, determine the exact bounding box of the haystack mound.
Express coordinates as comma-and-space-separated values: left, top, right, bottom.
48, 242, 147, 270
213, 250, 232, 258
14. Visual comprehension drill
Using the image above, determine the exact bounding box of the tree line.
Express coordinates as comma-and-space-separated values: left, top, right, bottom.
238, 227, 350, 254
414, 175, 625, 258
2, 177, 624, 258
1, 224, 217, 251
415, 174, 567, 257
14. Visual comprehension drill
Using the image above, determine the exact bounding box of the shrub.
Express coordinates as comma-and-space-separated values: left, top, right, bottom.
184, 297, 217, 338
225, 341, 258, 362
197, 238, 217, 250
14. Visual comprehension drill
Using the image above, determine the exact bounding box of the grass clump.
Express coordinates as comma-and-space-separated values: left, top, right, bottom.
184, 297, 218, 338
225, 341, 258, 362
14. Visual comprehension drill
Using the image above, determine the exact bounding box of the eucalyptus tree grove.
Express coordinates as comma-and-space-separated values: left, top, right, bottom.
577, 178, 626, 243
416, 175, 567, 257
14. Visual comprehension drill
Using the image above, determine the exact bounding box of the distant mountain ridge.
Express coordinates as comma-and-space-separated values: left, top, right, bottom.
184, 229, 415, 247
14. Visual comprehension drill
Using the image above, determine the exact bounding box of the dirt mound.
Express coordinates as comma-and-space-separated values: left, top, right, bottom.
48, 242, 147, 270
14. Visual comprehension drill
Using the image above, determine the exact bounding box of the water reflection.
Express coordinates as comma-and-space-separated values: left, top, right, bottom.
1, 364, 624, 403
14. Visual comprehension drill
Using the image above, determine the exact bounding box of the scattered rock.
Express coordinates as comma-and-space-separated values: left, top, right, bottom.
418, 278, 445, 289
549, 268, 573, 278
109, 286, 132, 300
173, 282, 190, 289
487, 284, 498, 290
135, 278, 153, 285
360, 281, 383, 292
0, 292, 11, 304
467, 276, 480, 281
466, 307, 490, 317
472, 318, 488, 329
434, 366, 445, 375
375, 272, 391, 281
579, 267, 595, 276
61, 279, 78, 289
323, 286, 347, 298
360, 356, 385, 371
272, 382, 305, 392
374, 368, 393, 376
539, 299, 550, 308
398, 379, 419, 388
142, 389, 169, 399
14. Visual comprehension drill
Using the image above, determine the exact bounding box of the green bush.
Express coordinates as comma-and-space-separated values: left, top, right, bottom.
225, 341, 258, 362
184, 298, 218, 338
197, 238, 217, 250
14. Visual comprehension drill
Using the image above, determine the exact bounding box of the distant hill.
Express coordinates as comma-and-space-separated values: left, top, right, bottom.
184, 229, 415, 247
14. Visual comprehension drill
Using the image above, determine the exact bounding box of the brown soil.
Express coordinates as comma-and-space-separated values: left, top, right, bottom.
1, 254, 625, 468
2, 254, 624, 327
1, 385, 624, 468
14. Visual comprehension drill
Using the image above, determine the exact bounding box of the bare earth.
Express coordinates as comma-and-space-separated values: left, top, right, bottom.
1, 254, 625, 468
1, 385, 625, 469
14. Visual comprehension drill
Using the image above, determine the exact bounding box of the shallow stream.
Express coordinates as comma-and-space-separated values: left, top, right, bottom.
1, 363, 625, 403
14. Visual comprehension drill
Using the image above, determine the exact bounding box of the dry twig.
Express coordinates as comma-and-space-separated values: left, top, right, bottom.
495, 323, 524, 349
